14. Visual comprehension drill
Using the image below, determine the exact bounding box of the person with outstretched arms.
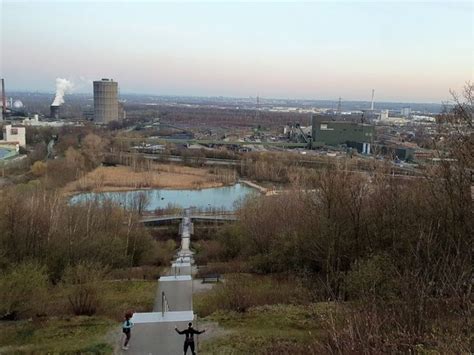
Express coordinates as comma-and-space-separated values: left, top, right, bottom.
175, 322, 205, 355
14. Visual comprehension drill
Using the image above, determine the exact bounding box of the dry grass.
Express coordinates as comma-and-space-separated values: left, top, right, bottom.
64, 164, 234, 194
194, 274, 312, 317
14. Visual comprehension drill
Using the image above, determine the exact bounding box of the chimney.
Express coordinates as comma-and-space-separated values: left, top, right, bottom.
50, 105, 60, 119
1, 79, 6, 116
370, 89, 375, 111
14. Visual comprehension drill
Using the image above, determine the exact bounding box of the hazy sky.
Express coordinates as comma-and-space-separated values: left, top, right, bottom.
1, 1, 473, 102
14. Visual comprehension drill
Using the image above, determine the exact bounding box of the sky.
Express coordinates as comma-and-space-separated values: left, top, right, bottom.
1, 1, 473, 103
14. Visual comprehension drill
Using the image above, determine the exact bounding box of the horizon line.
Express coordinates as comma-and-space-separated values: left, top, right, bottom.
6, 89, 444, 106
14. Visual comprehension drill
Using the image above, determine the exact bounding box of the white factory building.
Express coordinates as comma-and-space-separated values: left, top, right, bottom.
2, 124, 26, 148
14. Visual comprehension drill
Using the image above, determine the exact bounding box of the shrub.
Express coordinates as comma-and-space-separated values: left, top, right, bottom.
31, 160, 47, 177
193, 240, 226, 265
141, 239, 177, 266
0, 263, 48, 319
107, 265, 162, 280
317, 304, 471, 354
195, 274, 311, 316
62, 262, 108, 316
345, 254, 400, 301
196, 260, 248, 278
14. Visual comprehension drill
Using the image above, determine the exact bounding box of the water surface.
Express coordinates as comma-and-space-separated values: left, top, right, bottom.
0, 147, 15, 160
70, 183, 256, 211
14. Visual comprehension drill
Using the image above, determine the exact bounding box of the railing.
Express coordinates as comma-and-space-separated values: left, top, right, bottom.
174, 263, 181, 278
140, 212, 237, 221
161, 291, 170, 317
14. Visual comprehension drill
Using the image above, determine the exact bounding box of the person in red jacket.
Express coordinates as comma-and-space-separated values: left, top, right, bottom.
175, 322, 206, 355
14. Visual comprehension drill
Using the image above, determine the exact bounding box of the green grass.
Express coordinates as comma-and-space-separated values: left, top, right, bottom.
40, 279, 156, 320
0, 280, 157, 353
199, 303, 331, 354
0, 316, 115, 353
192, 270, 326, 353
99, 280, 157, 320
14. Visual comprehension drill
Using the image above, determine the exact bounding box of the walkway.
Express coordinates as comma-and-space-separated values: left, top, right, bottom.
140, 214, 237, 226
126, 211, 197, 354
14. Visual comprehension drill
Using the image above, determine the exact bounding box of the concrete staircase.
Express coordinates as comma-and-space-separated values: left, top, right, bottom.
126, 212, 196, 354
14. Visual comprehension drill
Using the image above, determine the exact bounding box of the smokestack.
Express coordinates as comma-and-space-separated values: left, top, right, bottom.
50, 105, 60, 119
1, 78, 6, 116
370, 89, 375, 111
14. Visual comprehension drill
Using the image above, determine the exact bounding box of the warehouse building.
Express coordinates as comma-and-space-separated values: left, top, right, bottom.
311, 115, 375, 153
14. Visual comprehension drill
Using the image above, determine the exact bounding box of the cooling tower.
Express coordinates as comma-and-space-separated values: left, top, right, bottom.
50, 105, 60, 119
93, 79, 119, 123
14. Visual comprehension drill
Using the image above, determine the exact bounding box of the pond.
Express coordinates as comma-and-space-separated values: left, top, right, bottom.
0, 147, 15, 160
70, 183, 257, 211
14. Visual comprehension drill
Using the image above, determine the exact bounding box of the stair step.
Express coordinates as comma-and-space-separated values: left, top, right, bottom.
132, 311, 194, 323
159, 275, 192, 281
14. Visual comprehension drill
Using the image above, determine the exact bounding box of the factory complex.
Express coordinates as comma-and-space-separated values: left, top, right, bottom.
0, 77, 126, 161
0, 77, 451, 167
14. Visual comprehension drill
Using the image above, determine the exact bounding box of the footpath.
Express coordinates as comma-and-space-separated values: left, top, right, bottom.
126, 211, 197, 354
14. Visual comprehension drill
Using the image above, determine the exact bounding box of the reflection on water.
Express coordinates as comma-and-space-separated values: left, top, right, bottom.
70, 183, 256, 211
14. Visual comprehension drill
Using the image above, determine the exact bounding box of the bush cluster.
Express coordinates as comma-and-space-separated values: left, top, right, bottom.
195, 274, 311, 317
0, 185, 156, 319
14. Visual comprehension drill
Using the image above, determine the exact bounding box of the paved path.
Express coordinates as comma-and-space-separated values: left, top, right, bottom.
124, 213, 198, 354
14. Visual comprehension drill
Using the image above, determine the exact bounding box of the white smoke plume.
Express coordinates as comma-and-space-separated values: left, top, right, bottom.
52, 78, 74, 106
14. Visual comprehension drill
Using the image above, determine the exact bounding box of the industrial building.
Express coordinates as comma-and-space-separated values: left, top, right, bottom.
380, 109, 389, 120
93, 78, 120, 123
311, 115, 375, 153
376, 144, 415, 161
0, 124, 26, 162
2, 124, 26, 148
401, 107, 412, 117
284, 123, 311, 144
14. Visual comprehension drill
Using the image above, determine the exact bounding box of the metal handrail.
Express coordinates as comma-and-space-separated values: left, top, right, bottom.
174, 263, 181, 278
161, 291, 170, 317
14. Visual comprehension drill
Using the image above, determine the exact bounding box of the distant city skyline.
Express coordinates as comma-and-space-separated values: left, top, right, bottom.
1, 1, 473, 103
